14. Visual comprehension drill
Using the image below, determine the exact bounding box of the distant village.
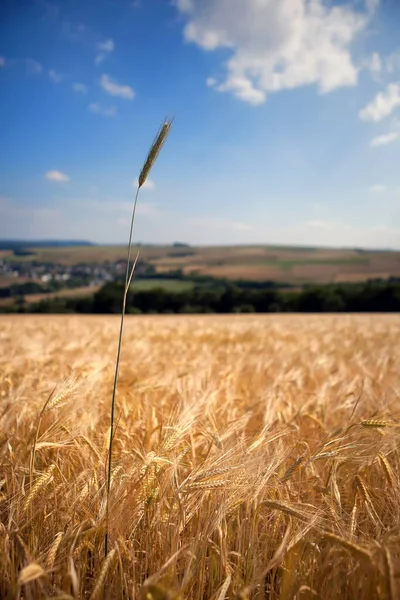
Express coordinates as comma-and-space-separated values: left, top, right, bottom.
0, 258, 135, 288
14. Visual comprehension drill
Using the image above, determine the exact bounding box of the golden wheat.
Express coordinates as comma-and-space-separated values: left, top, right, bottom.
23, 463, 56, 512
46, 531, 63, 569
0, 313, 399, 599
90, 548, 116, 600
322, 532, 372, 561
378, 452, 396, 488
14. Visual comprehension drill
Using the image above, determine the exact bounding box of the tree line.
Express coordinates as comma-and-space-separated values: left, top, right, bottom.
3, 279, 400, 314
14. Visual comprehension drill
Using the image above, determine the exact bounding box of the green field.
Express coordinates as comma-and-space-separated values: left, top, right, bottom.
130, 278, 194, 292
0, 279, 194, 308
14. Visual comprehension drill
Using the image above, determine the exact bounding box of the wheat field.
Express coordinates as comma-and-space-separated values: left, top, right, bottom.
1, 314, 399, 599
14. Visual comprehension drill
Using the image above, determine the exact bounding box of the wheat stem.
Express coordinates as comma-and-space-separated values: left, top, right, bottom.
105, 187, 139, 557
105, 120, 171, 558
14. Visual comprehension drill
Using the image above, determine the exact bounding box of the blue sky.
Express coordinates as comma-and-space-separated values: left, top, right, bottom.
1, 0, 400, 248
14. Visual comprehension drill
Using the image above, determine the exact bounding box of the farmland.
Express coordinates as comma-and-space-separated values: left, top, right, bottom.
1, 314, 399, 598
2, 243, 400, 284
2, 244, 400, 314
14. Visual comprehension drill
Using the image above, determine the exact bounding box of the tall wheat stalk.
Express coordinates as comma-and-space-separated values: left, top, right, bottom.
105, 119, 171, 556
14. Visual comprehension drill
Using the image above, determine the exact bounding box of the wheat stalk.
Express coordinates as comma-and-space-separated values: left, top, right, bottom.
384, 547, 397, 600
105, 119, 172, 557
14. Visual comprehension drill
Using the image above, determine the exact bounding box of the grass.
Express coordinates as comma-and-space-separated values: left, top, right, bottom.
131, 278, 194, 292
1, 313, 399, 599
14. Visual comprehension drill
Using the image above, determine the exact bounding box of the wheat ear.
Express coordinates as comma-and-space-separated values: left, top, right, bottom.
46, 531, 63, 569
90, 548, 116, 600
378, 453, 395, 488
18, 562, 46, 586
23, 464, 56, 512
138, 120, 171, 188
105, 119, 171, 557
360, 419, 388, 428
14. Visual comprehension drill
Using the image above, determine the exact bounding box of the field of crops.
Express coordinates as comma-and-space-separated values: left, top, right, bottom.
1, 314, 399, 599
3, 244, 400, 284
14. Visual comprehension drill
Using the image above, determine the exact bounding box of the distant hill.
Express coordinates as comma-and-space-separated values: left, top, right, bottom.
0, 240, 94, 250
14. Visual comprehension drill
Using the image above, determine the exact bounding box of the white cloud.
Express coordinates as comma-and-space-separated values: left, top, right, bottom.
175, 0, 377, 105
0, 56, 5, 67
49, 69, 62, 83
98, 39, 114, 52
45, 170, 70, 182
88, 103, 117, 117
211, 75, 266, 105
73, 82, 88, 94
95, 39, 114, 65
26, 58, 42, 75
95, 54, 106, 65
365, 51, 382, 80
369, 184, 387, 193
133, 178, 155, 190
100, 74, 135, 100
369, 132, 399, 147
385, 50, 400, 74
359, 83, 400, 122
131, 0, 142, 7
368, 51, 382, 74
